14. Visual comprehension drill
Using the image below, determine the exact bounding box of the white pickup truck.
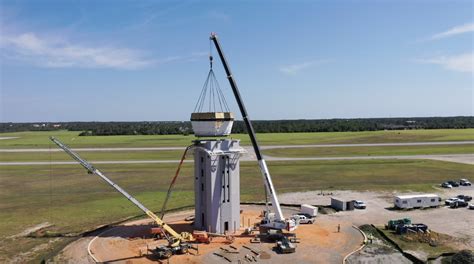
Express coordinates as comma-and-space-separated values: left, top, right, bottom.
353, 200, 367, 209
292, 213, 315, 224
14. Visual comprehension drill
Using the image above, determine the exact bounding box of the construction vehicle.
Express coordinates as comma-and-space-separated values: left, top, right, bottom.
276, 236, 296, 253
150, 227, 165, 239
210, 33, 297, 232
193, 230, 235, 244
387, 218, 411, 230
49, 137, 193, 259
192, 230, 212, 244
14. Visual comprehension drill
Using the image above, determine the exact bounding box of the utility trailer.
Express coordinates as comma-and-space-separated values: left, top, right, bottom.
394, 194, 440, 209
300, 204, 318, 217
330, 197, 355, 211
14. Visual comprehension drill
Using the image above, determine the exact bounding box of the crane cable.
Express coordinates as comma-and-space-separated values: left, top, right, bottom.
192, 39, 230, 113
160, 145, 193, 219
49, 139, 53, 222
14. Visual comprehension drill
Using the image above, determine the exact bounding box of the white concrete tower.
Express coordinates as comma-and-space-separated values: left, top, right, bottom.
192, 139, 242, 234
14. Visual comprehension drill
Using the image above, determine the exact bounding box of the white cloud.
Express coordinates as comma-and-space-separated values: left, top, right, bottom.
417, 52, 473, 73
157, 52, 208, 64
279, 60, 328, 75
430, 22, 474, 40
0, 32, 153, 69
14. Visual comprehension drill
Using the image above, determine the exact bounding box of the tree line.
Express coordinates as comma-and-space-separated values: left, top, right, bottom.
1, 116, 473, 135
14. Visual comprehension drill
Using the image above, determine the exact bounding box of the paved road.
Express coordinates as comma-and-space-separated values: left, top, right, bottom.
1, 153, 472, 166
0, 147, 185, 152
264, 153, 474, 164
1, 141, 472, 166
0, 137, 18, 140
1, 141, 473, 152
259, 141, 474, 149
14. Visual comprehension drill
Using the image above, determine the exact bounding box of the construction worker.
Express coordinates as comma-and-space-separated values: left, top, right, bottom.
337, 224, 341, 233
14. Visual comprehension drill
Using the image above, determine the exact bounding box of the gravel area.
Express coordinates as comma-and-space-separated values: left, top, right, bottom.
279, 186, 474, 250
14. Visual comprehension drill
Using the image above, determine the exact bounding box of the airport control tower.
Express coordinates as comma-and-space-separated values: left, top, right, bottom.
192, 138, 242, 234
190, 56, 243, 234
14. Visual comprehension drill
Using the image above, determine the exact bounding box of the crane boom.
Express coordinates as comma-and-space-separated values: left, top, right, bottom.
49, 136, 186, 241
210, 33, 285, 222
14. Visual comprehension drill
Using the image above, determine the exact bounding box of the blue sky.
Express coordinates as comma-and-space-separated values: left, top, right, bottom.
0, 0, 472, 122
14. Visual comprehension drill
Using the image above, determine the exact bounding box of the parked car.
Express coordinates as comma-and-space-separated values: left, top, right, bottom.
450, 200, 468, 208
457, 195, 473, 202
292, 214, 314, 224
460, 179, 472, 186
445, 198, 460, 205
353, 200, 367, 209
469, 203, 474, 210
447, 180, 460, 187
441, 182, 453, 188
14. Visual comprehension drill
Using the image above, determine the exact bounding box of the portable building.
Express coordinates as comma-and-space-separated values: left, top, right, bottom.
300, 204, 318, 217
331, 197, 355, 211
394, 194, 440, 209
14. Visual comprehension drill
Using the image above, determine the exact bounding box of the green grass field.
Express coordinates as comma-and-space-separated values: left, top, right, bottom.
1, 129, 473, 262
2, 159, 472, 239
1, 144, 473, 163
1, 128, 473, 148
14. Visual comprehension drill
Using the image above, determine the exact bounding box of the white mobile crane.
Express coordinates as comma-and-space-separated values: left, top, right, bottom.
49, 136, 193, 259
210, 33, 298, 232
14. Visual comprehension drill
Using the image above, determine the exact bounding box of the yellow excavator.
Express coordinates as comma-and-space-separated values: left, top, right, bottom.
50, 136, 193, 259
